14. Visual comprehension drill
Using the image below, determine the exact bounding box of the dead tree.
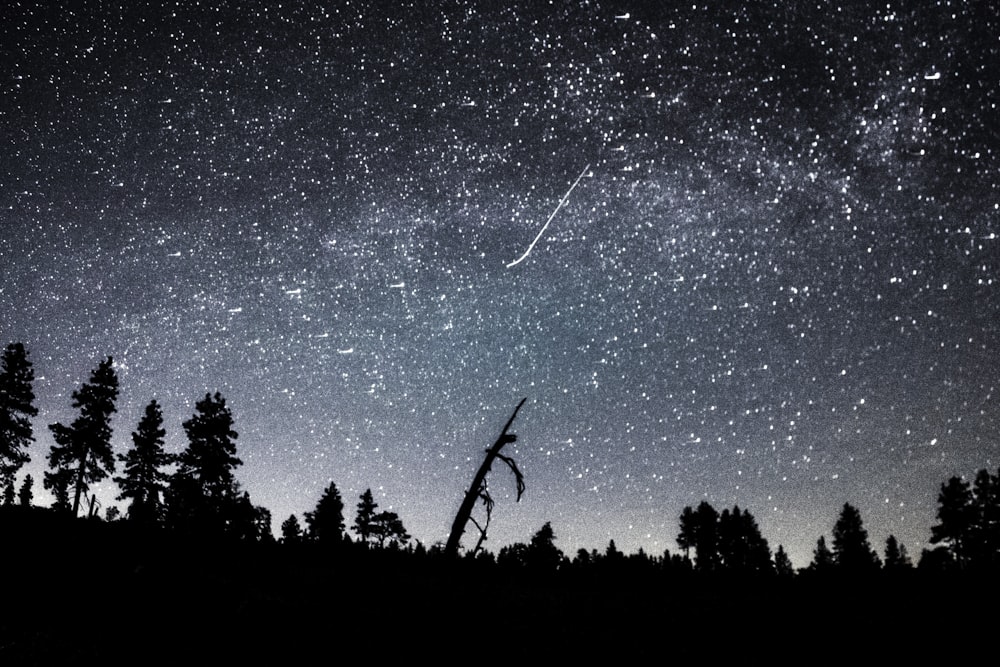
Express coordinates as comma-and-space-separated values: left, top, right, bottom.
445, 398, 527, 557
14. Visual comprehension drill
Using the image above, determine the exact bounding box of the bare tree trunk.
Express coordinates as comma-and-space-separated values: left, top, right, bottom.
445, 398, 527, 557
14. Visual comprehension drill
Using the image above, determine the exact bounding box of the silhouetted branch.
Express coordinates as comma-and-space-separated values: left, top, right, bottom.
495, 453, 525, 500
445, 398, 527, 557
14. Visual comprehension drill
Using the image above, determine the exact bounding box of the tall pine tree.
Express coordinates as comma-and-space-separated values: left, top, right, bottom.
166, 392, 242, 534
930, 475, 975, 567
0, 343, 38, 488
353, 488, 378, 545
115, 399, 174, 526
305, 482, 345, 545
831, 502, 881, 572
45, 357, 119, 516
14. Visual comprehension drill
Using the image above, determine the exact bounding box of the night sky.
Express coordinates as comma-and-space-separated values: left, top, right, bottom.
3, 1, 998, 566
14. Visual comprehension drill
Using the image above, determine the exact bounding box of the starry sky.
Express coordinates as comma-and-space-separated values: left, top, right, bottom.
2, 1, 998, 566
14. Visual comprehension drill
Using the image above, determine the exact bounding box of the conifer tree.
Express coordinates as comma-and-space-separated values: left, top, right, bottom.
883, 535, 912, 571
353, 488, 378, 545
810, 535, 834, 572
718, 506, 772, 574
930, 475, 975, 567
2, 478, 13, 505
254, 505, 274, 543
116, 399, 174, 525
281, 514, 304, 544
0, 343, 38, 488
774, 545, 794, 578
305, 481, 345, 545
831, 502, 881, 572
687, 501, 721, 571
971, 469, 1000, 566
18, 474, 33, 507
166, 392, 242, 533
524, 521, 562, 570
45, 357, 119, 516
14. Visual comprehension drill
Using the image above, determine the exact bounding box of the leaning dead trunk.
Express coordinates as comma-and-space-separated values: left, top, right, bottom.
445, 398, 527, 557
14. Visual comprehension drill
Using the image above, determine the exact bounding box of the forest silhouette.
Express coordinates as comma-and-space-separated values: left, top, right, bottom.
1, 342, 997, 660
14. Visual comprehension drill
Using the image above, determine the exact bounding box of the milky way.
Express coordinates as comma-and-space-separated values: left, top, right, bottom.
2, 1, 998, 565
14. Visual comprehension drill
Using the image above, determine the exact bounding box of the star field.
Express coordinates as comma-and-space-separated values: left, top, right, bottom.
2, 1, 998, 566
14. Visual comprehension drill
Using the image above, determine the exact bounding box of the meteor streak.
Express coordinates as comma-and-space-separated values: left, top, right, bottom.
506, 164, 590, 268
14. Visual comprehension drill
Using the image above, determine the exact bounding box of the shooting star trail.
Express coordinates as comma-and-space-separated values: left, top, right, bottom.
506, 164, 590, 269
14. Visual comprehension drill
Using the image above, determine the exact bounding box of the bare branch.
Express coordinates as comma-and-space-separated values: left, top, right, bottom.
445, 399, 528, 556
495, 453, 525, 501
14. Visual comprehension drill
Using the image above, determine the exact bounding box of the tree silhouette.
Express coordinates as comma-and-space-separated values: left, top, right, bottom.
809, 535, 834, 572
281, 514, 304, 544
718, 506, 772, 574
115, 399, 174, 526
883, 535, 912, 571
676, 501, 721, 571
930, 475, 975, 567
254, 504, 274, 543
370, 510, 410, 549
45, 357, 119, 516
524, 521, 563, 571
47, 468, 73, 513
0, 343, 37, 489
678, 502, 772, 574
166, 392, 242, 534
930, 468, 1000, 569
224, 490, 271, 542
353, 488, 378, 545
831, 503, 880, 572
2, 478, 13, 505
17, 474, 33, 507
604, 539, 623, 565
497, 541, 530, 569
305, 482, 346, 545
773, 545, 794, 578
970, 469, 1000, 566
445, 398, 527, 556
677, 505, 696, 561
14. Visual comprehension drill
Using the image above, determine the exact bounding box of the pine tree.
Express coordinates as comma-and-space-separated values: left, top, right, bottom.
686, 501, 721, 571
254, 505, 274, 543
524, 521, 562, 571
18, 474, 33, 507
305, 482, 345, 545
2, 478, 13, 505
774, 545, 794, 578
48, 468, 72, 513
45, 357, 119, 516
0, 343, 38, 488
115, 399, 174, 526
883, 535, 912, 571
810, 535, 834, 572
970, 469, 1000, 566
930, 475, 975, 567
831, 502, 880, 572
226, 490, 268, 542
353, 488, 378, 545
718, 506, 773, 574
166, 392, 242, 534
370, 510, 410, 549
281, 514, 304, 544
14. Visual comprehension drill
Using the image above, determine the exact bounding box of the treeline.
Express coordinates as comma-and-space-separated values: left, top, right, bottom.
2, 342, 1000, 576
0, 344, 413, 549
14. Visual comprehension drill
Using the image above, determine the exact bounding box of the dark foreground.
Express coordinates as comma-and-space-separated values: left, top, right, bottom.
1, 509, 994, 662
